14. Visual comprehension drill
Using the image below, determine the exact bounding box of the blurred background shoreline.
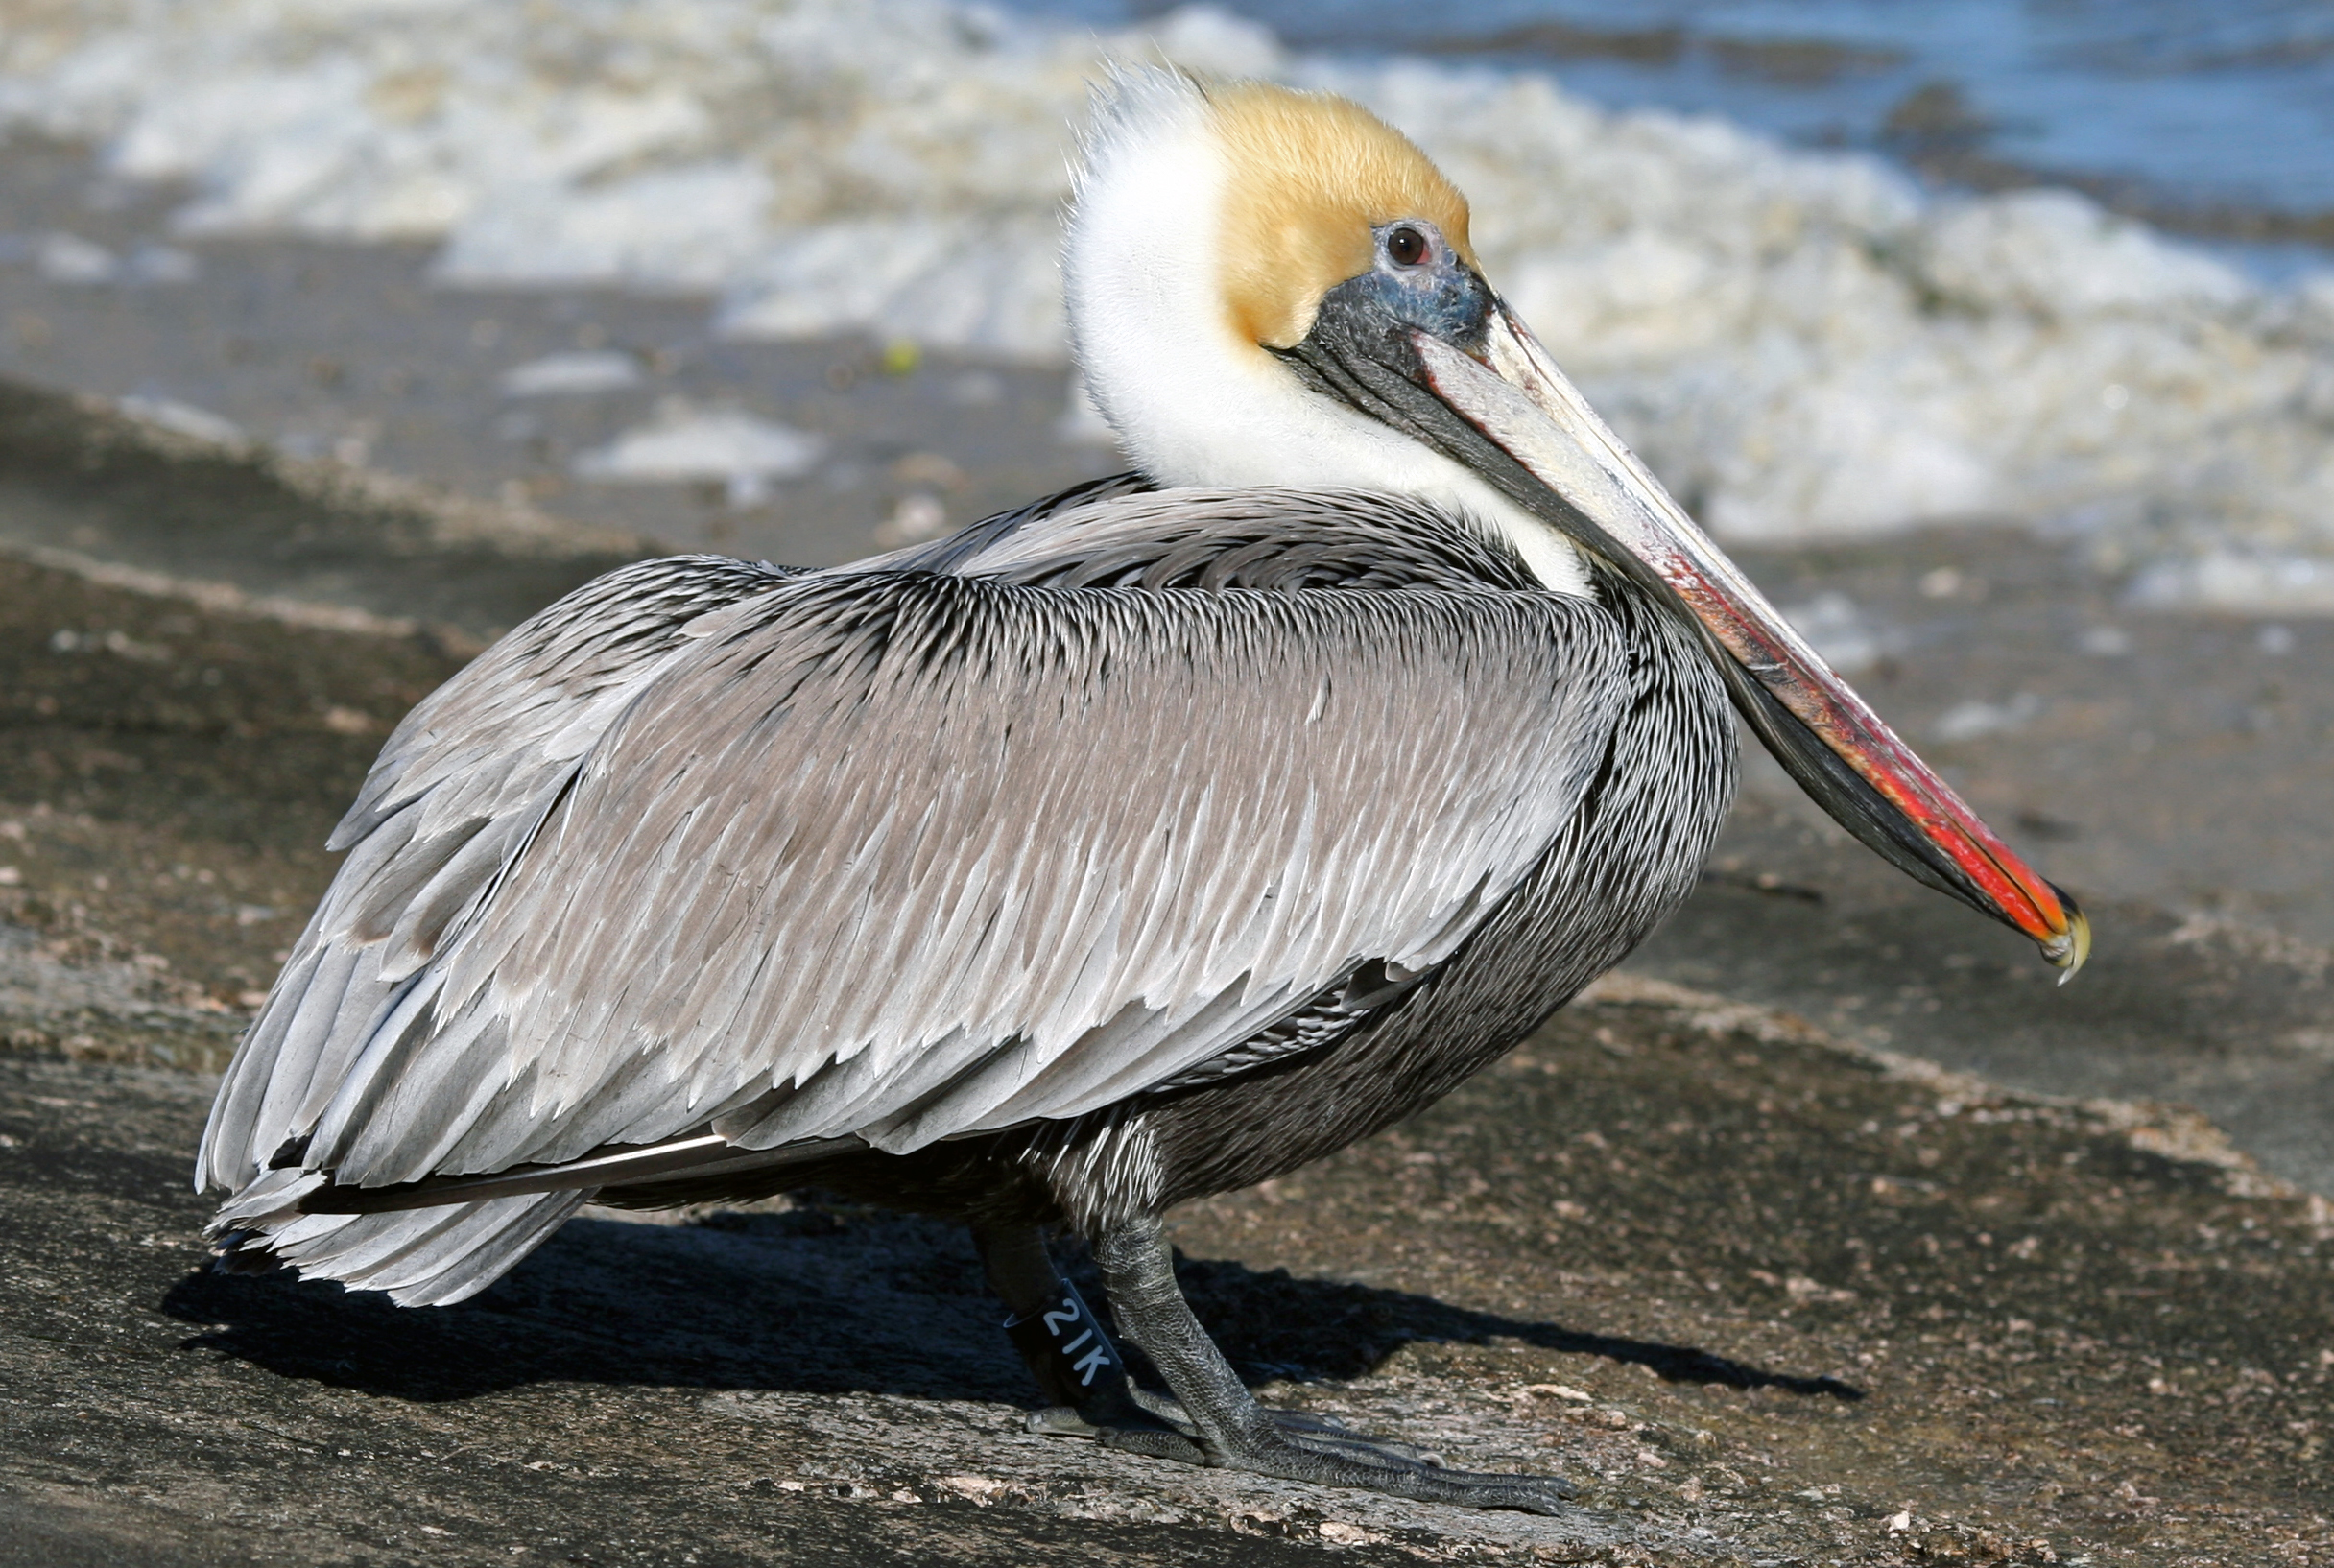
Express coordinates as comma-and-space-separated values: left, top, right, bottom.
3, 0, 2332, 603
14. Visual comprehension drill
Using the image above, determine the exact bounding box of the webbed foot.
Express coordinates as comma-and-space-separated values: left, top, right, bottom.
1084, 1218, 1577, 1514
974, 1220, 1574, 1513
1028, 1390, 1439, 1468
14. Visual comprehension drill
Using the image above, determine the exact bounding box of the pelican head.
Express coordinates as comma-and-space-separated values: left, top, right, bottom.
1064, 70, 2088, 976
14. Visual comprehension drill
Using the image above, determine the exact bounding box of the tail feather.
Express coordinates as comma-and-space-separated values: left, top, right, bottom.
209, 1170, 589, 1307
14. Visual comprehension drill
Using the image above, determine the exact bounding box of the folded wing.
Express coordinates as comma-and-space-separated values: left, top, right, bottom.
214, 566, 1626, 1202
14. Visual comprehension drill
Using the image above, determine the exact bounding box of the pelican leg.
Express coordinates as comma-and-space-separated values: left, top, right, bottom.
973, 1224, 1205, 1459
1089, 1217, 1577, 1514
977, 1224, 1434, 1465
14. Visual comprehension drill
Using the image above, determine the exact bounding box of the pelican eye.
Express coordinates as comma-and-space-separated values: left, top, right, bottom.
1385, 226, 1428, 269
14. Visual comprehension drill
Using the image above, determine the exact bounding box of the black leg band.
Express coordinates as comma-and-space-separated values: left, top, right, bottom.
1002, 1275, 1128, 1409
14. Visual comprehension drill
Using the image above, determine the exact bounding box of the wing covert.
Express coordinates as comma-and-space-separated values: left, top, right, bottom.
290, 569, 1628, 1190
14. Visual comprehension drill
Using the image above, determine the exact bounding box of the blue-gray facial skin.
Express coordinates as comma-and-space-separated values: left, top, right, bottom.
1362, 219, 1492, 353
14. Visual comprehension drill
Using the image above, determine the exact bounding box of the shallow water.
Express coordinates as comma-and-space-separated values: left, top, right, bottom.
1037, 0, 2334, 229
1, 0, 2330, 607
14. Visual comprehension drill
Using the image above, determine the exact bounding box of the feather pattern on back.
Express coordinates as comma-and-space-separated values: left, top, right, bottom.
204, 490, 1625, 1217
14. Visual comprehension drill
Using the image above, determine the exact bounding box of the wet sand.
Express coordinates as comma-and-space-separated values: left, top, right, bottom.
0, 135, 2326, 1567
0, 134, 1115, 584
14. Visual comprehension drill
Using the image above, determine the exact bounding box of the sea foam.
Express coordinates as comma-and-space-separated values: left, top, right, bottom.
2, 0, 2330, 608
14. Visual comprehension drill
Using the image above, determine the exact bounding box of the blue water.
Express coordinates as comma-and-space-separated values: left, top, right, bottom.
1025, 1, 2334, 226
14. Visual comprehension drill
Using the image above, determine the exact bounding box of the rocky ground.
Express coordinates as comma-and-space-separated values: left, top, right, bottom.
5, 962, 2329, 1565
0, 133, 2327, 1562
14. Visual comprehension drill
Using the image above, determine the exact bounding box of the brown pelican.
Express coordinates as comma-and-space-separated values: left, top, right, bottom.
198, 72, 2086, 1513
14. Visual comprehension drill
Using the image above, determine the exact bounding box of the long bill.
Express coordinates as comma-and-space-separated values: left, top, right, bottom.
1412, 308, 2088, 979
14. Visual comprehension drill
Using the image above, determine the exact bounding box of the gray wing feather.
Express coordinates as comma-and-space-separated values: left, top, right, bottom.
283, 569, 1625, 1191
199, 555, 796, 1191
214, 1168, 588, 1305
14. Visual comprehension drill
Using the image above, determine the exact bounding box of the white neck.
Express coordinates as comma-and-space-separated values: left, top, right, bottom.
1061, 75, 1590, 599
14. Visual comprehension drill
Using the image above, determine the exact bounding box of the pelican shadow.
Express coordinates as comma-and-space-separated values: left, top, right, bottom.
162, 1202, 1861, 1407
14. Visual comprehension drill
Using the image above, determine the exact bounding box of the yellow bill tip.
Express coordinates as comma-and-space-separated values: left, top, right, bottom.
2044, 893, 2091, 985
